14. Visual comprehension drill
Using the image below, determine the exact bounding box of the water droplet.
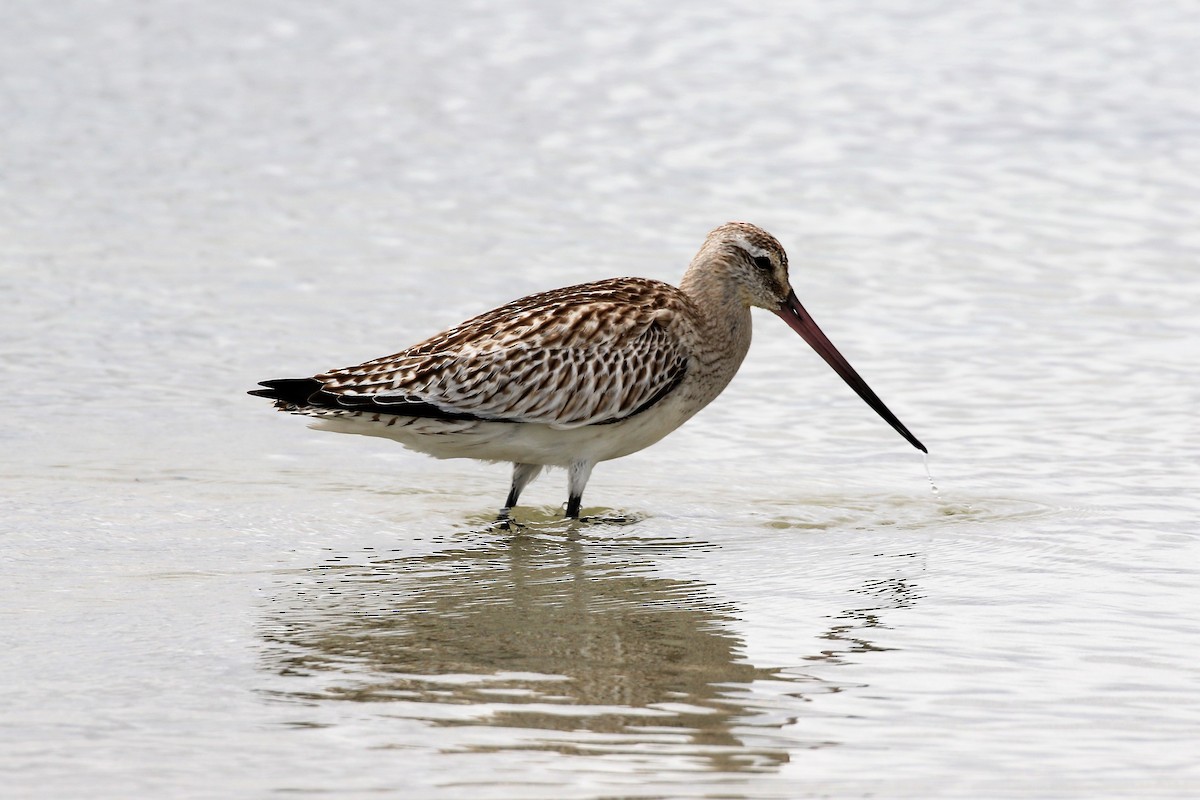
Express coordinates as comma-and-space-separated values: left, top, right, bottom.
922, 452, 940, 497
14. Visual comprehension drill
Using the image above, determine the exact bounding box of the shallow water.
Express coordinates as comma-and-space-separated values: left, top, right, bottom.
3, 1, 1199, 797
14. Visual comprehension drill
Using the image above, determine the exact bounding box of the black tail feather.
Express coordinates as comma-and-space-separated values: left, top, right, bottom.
248, 377, 324, 405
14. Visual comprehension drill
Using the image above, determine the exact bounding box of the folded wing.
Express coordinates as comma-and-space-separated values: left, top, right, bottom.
254, 278, 691, 429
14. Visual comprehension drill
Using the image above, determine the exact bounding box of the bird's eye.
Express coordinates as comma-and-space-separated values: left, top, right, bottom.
752, 255, 773, 271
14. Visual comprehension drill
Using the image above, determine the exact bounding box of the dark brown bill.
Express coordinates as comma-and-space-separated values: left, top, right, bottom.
773, 291, 927, 453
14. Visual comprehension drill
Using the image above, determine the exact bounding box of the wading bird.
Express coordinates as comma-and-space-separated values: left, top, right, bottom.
251, 223, 925, 518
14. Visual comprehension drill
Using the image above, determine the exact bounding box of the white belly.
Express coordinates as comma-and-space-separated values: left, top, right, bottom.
303, 392, 698, 467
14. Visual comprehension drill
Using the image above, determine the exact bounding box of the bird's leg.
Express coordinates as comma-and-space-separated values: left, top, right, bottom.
565, 460, 595, 519
500, 463, 543, 519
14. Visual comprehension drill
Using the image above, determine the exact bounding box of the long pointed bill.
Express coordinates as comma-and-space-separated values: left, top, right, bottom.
773, 291, 927, 453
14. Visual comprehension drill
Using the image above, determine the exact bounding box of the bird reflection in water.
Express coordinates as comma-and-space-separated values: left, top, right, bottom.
260, 530, 920, 772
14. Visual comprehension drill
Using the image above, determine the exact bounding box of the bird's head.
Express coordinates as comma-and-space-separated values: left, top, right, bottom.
698, 221, 794, 311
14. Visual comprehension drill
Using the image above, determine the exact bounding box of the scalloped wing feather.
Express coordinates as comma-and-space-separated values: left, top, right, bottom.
315, 278, 692, 429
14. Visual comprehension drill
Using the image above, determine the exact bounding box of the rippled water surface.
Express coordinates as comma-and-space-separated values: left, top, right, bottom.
3, 1, 1199, 797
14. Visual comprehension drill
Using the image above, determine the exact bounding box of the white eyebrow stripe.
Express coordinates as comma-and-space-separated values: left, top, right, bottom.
732, 236, 771, 260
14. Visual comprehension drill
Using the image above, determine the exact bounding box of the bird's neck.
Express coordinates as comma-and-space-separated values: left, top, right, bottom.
678, 257, 754, 386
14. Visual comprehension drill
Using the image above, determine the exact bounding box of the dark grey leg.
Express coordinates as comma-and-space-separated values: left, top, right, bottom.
565, 460, 595, 519
565, 494, 582, 519
501, 463, 542, 516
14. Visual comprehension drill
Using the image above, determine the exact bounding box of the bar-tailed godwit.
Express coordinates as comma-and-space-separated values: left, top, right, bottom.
251, 223, 925, 518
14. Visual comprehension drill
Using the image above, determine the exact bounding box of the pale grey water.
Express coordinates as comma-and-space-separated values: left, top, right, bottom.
2, 1, 1199, 797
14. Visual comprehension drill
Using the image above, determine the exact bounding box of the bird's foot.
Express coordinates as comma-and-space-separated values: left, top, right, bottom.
489, 508, 527, 533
